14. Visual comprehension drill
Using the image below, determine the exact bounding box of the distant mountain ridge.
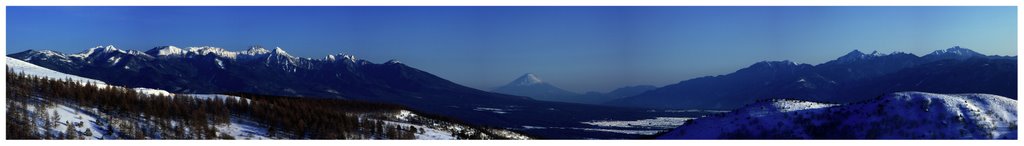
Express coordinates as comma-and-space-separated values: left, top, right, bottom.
569, 85, 658, 105
609, 46, 1016, 110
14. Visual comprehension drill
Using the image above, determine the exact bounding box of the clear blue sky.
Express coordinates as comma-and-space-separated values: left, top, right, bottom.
6, 6, 1017, 93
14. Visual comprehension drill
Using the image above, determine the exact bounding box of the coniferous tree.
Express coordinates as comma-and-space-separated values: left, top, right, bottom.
64, 121, 78, 139
84, 128, 93, 137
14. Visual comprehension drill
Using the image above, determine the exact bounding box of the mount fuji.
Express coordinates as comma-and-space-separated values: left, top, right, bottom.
492, 73, 580, 102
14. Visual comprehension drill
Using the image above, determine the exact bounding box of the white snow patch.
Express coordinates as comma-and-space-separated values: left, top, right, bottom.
395, 110, 416, 121
214, 58, 225, 69
582, 117, 694, 129
473, 107, 508, 114
24, 103, 105, 139
520, 125, 663, 135
133, 88, 173, 96
106, 56, 121, 64
184, 94, 248, 103
384, 121, 456, 140
215, 117, 271, 140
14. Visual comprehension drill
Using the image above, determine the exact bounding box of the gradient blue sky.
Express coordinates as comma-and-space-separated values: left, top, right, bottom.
6, 6, 1017, 93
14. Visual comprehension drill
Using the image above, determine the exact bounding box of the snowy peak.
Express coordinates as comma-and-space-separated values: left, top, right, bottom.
70, 45, 123, 58
844, 49, 866, 57
929, 46, 981, 56
924, 46, 984, 60
343, 54, 357, 62
243, 46, 271, 55
272, 47, 292, 57
325, 53, 358, 63
834, 49, 889, 63
757, 60, 796, 66
15, 50, 70, 61
385, 59, 402, 64
322, 48, 359, 63
35, 50, 66, 57
257, 47, 299, 67
744, 60, 800, 71
146, 46, 188, 56
509, 73, 545, 86
37, 50, 67, 58
493, 73, 579, 101
836, 50, 867, 61
325, 54, 336, 61
99, 45, 119, 52
188, 46, 238, 58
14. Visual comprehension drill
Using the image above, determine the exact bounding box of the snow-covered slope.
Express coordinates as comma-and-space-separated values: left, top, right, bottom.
13, 99, 527, 140
8, 56, 255, 139
658, 92, 1017, 139
384, 110, 531, 140
7, 56, 530, 140
9, 56, 172, 96
7, 56, 106, 84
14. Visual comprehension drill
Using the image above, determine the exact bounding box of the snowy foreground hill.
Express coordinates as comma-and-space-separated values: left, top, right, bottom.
6, 56, 173, 96
658, 92, 1017, 139
6, 57, 529, 140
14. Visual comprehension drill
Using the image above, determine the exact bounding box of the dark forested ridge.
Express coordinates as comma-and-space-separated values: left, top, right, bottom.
5, 69, 530, 139
610, 47, 1017, 110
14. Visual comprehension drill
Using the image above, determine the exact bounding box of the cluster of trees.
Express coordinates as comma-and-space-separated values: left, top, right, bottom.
6, 70, 234, 139
5, 70, 424, 139
6, 93, 38, 139
227, 93, 419, 139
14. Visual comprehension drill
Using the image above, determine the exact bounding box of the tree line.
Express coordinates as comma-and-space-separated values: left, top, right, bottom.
6, 69, 423, 139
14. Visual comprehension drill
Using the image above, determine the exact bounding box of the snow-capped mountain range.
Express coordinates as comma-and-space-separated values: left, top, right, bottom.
610, 46, 1016, 110
9, 45, 490, 99
657, 92, 1017, 139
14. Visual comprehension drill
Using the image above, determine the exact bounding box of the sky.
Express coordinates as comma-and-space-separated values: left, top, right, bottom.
6, 6, 1017, 93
